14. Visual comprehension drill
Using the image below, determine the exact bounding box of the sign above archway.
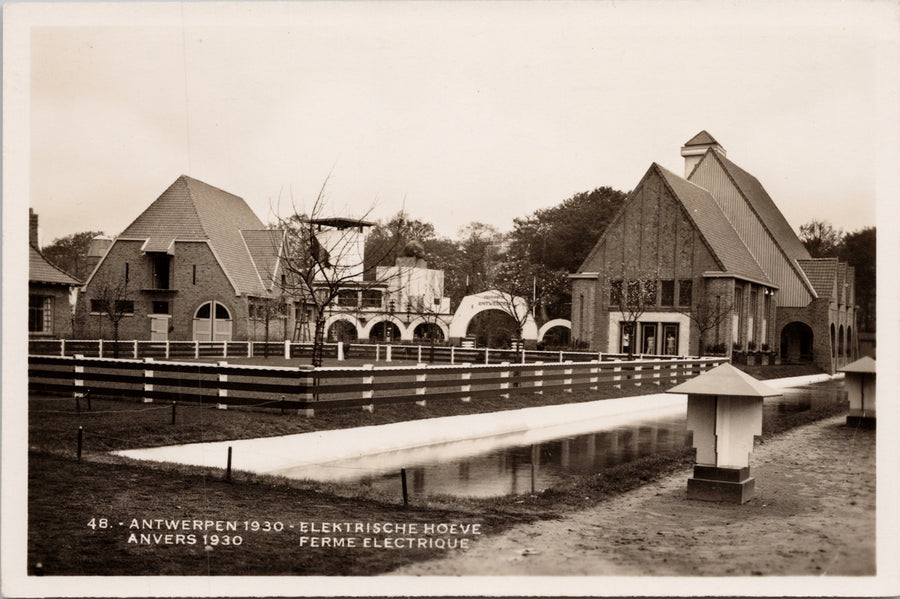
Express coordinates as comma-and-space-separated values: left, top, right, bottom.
448, 290, 538, 343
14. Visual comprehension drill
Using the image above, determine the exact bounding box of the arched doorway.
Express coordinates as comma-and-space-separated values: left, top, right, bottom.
780, 321, 813, 363
328, 319, 358, 342
370, 320, 402, 343
413, 322, 445, 342
193, 301, 232, 341
466, 309, 518, 348
540, 325, 571, 348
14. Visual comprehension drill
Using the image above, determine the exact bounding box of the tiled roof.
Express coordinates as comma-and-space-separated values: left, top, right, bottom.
797, 258, 838, 298
654, 164, 772, 285
30, 245, 81, 286
242, 229, 284, 290
707, 151, 811, 262
119, 176, 276, 296
683, 130, 719, 147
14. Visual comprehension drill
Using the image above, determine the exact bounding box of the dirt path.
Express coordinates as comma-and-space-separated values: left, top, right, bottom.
390, 416, 875, 576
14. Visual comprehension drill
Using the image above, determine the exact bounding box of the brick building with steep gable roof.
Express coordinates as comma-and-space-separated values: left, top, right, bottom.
75, 176, 286, 342
29, 209, 82, 338
571, 132, 857, 372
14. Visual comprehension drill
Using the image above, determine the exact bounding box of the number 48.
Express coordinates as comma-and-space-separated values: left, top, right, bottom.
87, 518, 109, 530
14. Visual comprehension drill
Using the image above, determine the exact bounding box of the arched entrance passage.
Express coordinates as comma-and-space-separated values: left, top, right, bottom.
780, 321, 814, 363
467, 309, 519, 348
412, 322, 446, 342
448, 290, 538, 344
538, 319, 572, 346
192, 301, 232, 341
328, 319, 358, 342
369, 320, 402, 343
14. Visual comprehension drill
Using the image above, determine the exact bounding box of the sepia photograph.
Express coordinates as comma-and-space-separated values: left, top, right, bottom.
3, 1, 899, 596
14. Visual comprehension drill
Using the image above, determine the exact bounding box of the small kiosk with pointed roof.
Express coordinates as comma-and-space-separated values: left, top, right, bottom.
840, 357, 876, 429
668, 363, 782, 503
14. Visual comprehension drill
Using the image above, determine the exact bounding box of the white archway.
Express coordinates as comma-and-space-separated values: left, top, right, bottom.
448, 290, 538, 342
323, 314, 363, 341
362, 315, 409, 341
538, 319, 572, 342
408, 316, 451, 342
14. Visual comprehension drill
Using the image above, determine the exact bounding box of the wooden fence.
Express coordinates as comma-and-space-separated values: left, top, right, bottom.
28, 354, 726, 415
28, 339, 677, 365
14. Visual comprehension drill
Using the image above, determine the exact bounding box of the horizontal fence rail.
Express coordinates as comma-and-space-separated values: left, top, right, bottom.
28, 339, 683, 365
29, 353, 726, 414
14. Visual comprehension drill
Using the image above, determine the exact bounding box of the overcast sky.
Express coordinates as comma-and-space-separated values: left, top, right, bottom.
18, 1, 900, 246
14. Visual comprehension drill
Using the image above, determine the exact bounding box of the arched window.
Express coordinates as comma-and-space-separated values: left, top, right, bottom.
830, 324, 836, 358
838, 324, 845, 357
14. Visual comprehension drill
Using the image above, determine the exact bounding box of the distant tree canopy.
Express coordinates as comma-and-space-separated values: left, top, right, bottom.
799, 220, 843, 258
508, 186, 628, 273
41, 230, 105, 281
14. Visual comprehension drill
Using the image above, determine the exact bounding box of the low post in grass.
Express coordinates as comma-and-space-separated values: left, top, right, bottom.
400, 468, 409, 508
281, 395, 286, 416
171, 401, 176, 425
77, 426, 83, 460
226, 446, 232, 481
86, 389, 92, 411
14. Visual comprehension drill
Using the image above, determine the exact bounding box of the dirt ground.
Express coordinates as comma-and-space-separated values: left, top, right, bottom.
390, 415, 876, 577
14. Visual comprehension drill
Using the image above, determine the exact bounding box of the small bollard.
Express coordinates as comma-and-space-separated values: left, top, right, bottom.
75, 393, 81, 414
77, 426, 83, 460
281, 395, 285, 416
226, 446, 232, 482
400, 468, 409, 508
171, 401, 176, 425
86, 390, 92, 412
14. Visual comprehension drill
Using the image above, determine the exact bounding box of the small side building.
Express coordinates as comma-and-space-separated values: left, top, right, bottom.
29, 209, 81, 338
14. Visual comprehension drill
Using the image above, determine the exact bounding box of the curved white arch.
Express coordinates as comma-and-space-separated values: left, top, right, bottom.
362, 315, 410, 341
407, 316, 451, 341
324, 313, 363, 339
449, 290, 538, 341
537, 319, 572, 342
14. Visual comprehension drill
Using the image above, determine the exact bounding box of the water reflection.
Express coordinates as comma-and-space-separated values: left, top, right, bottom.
278, 381, 846, 498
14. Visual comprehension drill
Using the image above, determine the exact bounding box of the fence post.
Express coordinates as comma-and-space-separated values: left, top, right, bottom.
218, 361, 229, 402
484, 348, 489, 365
589, 360, 599, 390
337, 341, 344, 361
284, 340, 290, 360
634, 362, 642, 387
194, 341, 199, 359
417, 345, 422, 363
77, 426, 83, 460
559, 350, 564, 363
376, 345, 380, 362
60, 339, 65, 356
533, 361, 544, 395
226, 446, 232, 481
223, 341, 228, 359
73, 354, 85, 403
297, 368, 315, 417
460, 364, 472, 402
563, 360, 573, 392
401, 468, 409, 508
653, 362, 661, 385
415, 363, 427, 406
98, 339, 103, 358
361, 364, 375, 412
247, 341, 252, 358
133, 340, 138, 359
143, 357, 155, 403
450, 346, 455, 365
499, 362, 510, 398
386, 345, 392, 363
613, 361, 622, 389
165, 340, 170, 360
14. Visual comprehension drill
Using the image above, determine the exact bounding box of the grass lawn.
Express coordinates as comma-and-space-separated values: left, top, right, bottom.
26, 363, 845, 576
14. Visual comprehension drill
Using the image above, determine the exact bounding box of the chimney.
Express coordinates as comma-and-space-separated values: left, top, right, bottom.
29, 208, 39, 248
681, 130, 726, 178
85, 235, 114, 275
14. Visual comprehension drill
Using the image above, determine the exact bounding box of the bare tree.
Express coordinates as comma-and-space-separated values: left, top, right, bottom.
249, 294, 288, 357
675, 293, 734, 356
604, 270, 659, 358
92, 275, 131, 357
272, 181, 402, 367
